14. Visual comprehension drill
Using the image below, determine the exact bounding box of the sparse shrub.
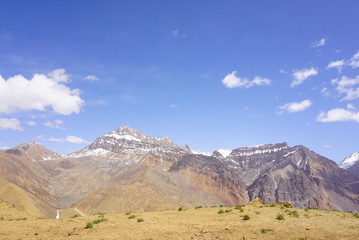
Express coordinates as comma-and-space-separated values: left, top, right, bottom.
298, 238, 308, 240
225, 209, 232, 213
0, 217, 3, 221
260, 228, 273, 234
352, 213, 359, 218
98, 213, 105, 218
218, 209, 225, 214
71, 214, 80, 218
137, 217, 144, 222
15, 218, 27, 221
195, 206, 203, 209
128, 214, 136, 219
67, 231, 78, 236
211, 205, 217, 208
178, 207, 184, 211
304, 213, 309, 218
85, 222, 93, 229
220, 204, 223, 207
270, 204, 276, 207
234, 205, 243, 210
93, 218, 108, 224
125, 212, 131, 215
276, 214, 284, 220
254, 211, 261, 214
287, 210, 299, 217
243, 214, 250, 220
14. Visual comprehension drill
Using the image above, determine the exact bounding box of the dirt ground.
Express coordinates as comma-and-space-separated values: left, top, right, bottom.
0, 205, 358, 240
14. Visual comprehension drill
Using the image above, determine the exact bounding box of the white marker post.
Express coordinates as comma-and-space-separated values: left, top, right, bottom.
56, 210, 60, 219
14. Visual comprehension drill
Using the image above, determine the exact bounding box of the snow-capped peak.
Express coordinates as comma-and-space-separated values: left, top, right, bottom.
190, 149, 212, 156
217, 149, 232, 158
339, 152, 359, 169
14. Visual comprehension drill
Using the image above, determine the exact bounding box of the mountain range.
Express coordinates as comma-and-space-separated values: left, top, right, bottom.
0, 126, 358, 218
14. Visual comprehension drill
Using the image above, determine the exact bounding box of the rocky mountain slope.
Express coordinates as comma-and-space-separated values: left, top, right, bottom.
0, 126, 359, 218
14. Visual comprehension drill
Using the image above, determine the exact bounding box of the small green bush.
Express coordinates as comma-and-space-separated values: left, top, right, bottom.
93, 218, 108, 224
276, 214, 284, 220
98, 213, 105, 218
137, 217, 144, 222
288, 210, 299, 217
218, 209, 224, 214
125, 212, 131, 215
352, 213, 359, 218
243, 214, 250, 220
178, 207, 184, 211
128, 215, 136, 219
85, 222, 93, 229
225, 209, 232, 213
260, 228, 273, 234
195, 206, 203, 209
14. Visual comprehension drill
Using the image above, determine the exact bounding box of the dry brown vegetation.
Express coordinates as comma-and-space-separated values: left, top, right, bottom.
0, 200, 358, 240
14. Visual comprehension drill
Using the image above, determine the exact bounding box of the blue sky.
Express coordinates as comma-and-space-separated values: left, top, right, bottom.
0, 0, 358, 163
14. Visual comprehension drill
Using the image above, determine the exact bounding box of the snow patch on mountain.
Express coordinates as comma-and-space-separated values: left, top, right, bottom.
190, 149, 212, 156
217, 149, 232, 158
339, 152, 359, 169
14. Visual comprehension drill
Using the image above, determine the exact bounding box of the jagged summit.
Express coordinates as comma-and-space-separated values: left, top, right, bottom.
4, 141, 62, 161
70, 125, 189, 159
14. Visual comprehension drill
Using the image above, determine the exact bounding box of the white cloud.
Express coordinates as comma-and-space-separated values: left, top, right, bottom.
47, 135, 90, 144
347, 103, 356, 110
222, 71, 271, 89
43, 119, 64, 129
172, 29, 186, 38
65, 136, 90, 144
311, 38, 326, 48
317, 108, 359, 123
331, 75, 359, 101
278, 99, 313, 114
323, 144, 331, 148
25, 120, 37, 126
84, 75, 99, 81
47, 137, 64, 142
279, 69, 288, 74
321, 87, 331, 97
170, 104, 178, 108
349, 50, 359, 68
327, 59, 345, 72
0, 69, 84, 115
291, 68, 318, 87
0, 118, 23, 131
0, 146, 10, 150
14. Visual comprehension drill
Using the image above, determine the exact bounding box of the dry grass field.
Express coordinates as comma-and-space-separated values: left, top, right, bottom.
0, 201, 358, 240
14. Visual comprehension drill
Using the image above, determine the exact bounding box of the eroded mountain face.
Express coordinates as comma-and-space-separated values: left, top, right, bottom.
0, 126, 358, 217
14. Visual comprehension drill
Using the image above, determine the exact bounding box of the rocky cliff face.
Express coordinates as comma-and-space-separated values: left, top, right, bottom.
1, 126, 359, 216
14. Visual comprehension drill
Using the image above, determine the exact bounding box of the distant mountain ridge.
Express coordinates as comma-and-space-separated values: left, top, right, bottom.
0, 125, 359, 218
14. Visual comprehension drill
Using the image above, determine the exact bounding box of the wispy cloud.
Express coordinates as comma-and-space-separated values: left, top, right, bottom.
327, 59, 345, 72
278, 99, 312, 114
170, 104, 178, 108
0, 118, 23, 131
84, 75, 99, 81
291, 67, 318, 87
349, 50, 359, 68
43, 119, 64, 129
331, 75, 359, 101
311, 38, 326, 48
222, 71, 271, 89
24, 120, 37, 126
0, 69, 84, 115
47, 135, 90, 144
172, 29, 186, 38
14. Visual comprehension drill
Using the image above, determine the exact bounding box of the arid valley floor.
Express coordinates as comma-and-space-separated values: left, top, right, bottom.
0, 200, 358, 240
